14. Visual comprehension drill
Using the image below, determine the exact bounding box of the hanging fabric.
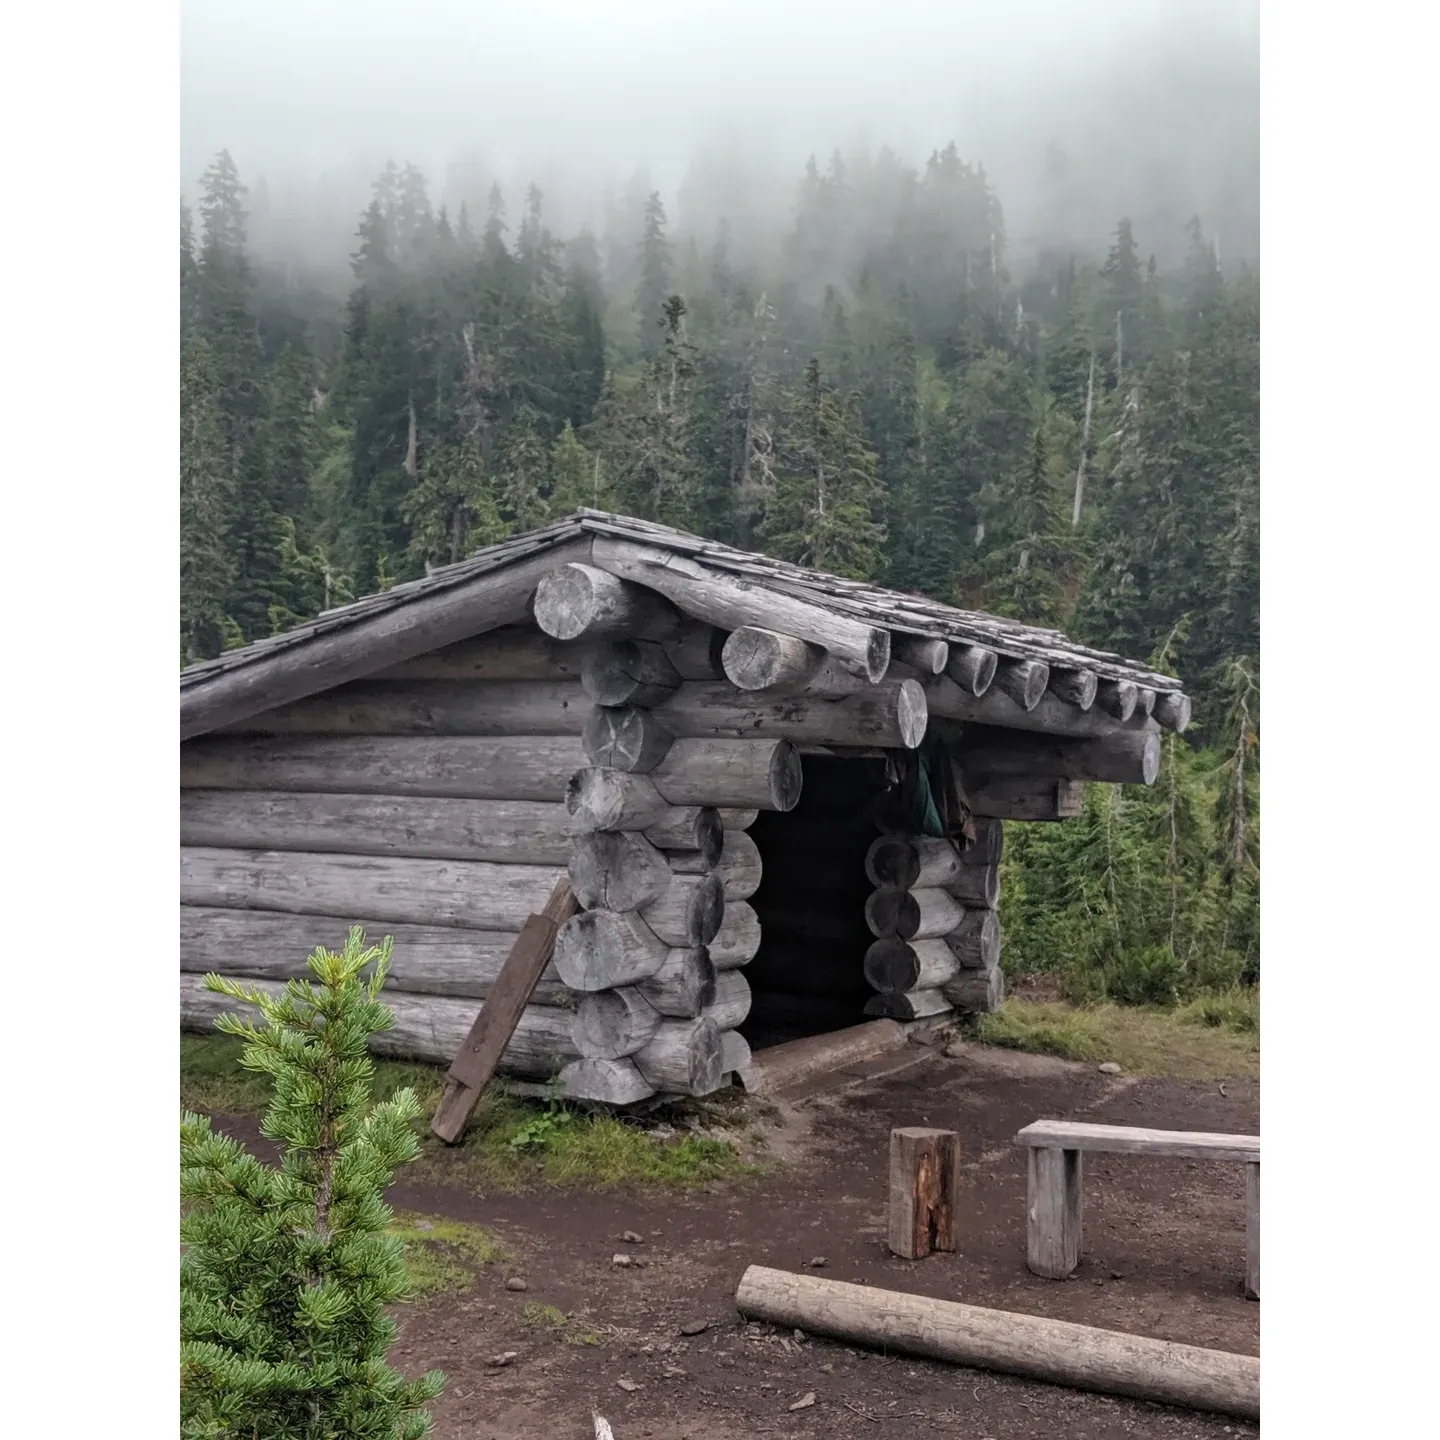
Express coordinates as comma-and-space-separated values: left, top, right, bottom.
872, 734, 977, 850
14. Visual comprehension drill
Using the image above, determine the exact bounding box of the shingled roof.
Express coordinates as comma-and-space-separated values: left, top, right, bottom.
181, 510, 1186, 741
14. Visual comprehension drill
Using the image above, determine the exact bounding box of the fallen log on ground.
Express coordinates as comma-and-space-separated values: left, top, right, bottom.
733, 1266, 1259, 1421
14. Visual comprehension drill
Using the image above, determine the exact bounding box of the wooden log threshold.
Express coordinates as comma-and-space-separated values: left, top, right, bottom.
735, 1019, 907, 1097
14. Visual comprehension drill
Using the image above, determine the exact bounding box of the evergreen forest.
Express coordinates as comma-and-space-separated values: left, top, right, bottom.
179, 144, 1259, 1010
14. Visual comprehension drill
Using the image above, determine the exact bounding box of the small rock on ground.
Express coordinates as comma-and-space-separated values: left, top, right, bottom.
808, 1256, 827, 1267
505, 1278, 528, 1292
620, 1230, 644, 1243
1098, 1061, 1123, 1075
616, 1378, 640, 1392
679, 1319, 709, 1336
487, 1352, 519, 1367
789, 1392, 816, 1411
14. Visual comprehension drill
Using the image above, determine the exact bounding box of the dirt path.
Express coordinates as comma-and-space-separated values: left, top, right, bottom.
221, 1042, 1261, 1438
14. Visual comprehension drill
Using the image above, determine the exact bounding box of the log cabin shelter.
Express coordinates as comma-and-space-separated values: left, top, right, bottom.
180, 510, 1190, 1106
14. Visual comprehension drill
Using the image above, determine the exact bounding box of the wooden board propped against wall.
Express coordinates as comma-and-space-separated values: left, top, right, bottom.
431, 878, 579, 1143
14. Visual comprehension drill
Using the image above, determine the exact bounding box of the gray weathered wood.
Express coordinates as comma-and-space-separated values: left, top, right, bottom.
534, 561, 680, 641
668, 830, 762, 900
865, 835, 976, 892
1137, 687, 1158, 717
1015, 1121, 1260, 1164
179, 906, 575, 1004
702, 969, 752, 1030
373, 625, 585, 682
864, 937, 962, 993
581, 640, 683, 707
887, 1128, 960, 1258
181, 973, 580, 1076
571, 985, 664, 1059
649, 738, 802, 811
736, 1020, 906, 1096
960, 728, 1161, 787
733, 1266, 1259, 1421
1096, 679, 1139, 722
565, 768, 673, 832
1245, 1162, 1259, 1301
962, 817, 1004, 867
583, 705, 675, 773
718, 807, 759, 831
218, 679, 591, 737
637, 946, 717, 1018
721, 626, 825, 691
865, 989, 954, 1020
865, 886, 967, 941
180, 846, 566, 931
946, 863, 1000, 910
552, 908, 669, 991
180, 537, 593, 740
922, 675, 1159, 741
893, 635, 950, 675
639, 871, 726, 946
181, 734, 585, 802
567, 830, 674, 912
942, 966, 1004, 1012
1153, 690, 1192, 733
642, 805, 723, 858
946, 644, 998, 697
181, 789, 579, 865
1027, 1145, 1084, 1279
993, 657, 1051, 711
555, 1057, 656, 1105
708, 900, 761, 969
632, 1016, 725, 1095
654, 681, 926, 750
943, 907, 1002, 970
1048, 668, 1098, 711
662, 619, 728, 680
719, 1028, 752, 1075
592, 535, 891, 682
968, 777, 1086, 821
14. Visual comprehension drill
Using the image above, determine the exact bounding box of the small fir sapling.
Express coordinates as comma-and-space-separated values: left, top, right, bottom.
179, 928, 445, 1439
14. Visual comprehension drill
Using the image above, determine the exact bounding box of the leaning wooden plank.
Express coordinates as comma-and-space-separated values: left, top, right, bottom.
181, 791, 579, 865
1015, 1121, 1260, 1164
179, 973, 580, 1075
431, 878, 579, 1142
179, 906, 575, 1005
180, 735, 586, 802
181, 847, 567, 931
736, 1020, 906, 1096
181, 535, 593, 739
733, 1267, 1259, 1421
591, 536, 892, 682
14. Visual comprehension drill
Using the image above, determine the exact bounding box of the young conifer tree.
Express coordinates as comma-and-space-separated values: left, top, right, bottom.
180, 929, 445, 1439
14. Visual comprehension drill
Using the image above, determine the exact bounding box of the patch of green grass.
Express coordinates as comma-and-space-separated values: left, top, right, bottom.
966, 995, 1259, 1081
388, 1211, 507, 1302
182, 1034, 756, 1193
520, 1302, 569, 1331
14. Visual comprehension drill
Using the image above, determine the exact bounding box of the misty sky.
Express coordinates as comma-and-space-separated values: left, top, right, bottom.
181, 0, 1259, 273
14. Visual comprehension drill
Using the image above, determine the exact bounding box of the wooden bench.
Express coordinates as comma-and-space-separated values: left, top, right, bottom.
1015, 1120, 1259, 1299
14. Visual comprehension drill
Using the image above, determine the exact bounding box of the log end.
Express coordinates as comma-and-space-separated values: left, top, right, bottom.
897, 679, 928, 750
866, 628, 893, 684
768, 741, 804, 812
534, 563, 603, 640
1154, 691, 1192, 734
1140, 730, 1162, 785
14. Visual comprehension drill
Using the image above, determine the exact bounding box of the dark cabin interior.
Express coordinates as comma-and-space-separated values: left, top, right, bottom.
740, 755, 892, 1049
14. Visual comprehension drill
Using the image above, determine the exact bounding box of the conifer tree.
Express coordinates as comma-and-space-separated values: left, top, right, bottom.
634, 192, 673, 360
180, 336, 236, 663
402, 440, 507, 570
180, 928, 445, 1437
548, 420, 597, 513
1098, 217, 1143, 385
499, 413, 551, 533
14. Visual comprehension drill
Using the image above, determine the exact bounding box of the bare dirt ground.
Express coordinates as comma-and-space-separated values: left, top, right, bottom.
222, 1041, 1261, 1438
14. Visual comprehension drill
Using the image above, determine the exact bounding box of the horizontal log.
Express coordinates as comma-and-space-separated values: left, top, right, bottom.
945, 642, 998, 697
719, 1029, 752, 1075
653, 681, 926, 750
583, 705, 674, 773
922, 676, 1155, 741
556, 1057, 655, 1105
639, 872, 725, 946
566, 768, 672, 832
865, 886, 967, 941
963, 818, 1005, 867
181, 790, 578, 865
180, 536, 593, 740
733, 1267, 1259, 1421
1153, 690, 1192, 733
552, 909, 669, 991
735, 1020, 906, 1095
373, 625, 585, 682
181, 735, 585, 802
993, 657, 1050, 711
967, 777, 1086, 821
960, 727, 1161, 787
864, 937, 962, 994
637, 946, 717, 1018
662, 619, 728, 680
718, 807, 759, 831
1047, 668, 1098, 712
721, 626, 825, 691
893, 634, 949, 675
181, 973, 579, 1076
568, 831, 673, 912
865, 834, 983, 890
571, 986, 663, 1059
708, 901, 761, 969
581, 640, 682, 707
180, 847, 566, 931
943, 907, 1002, 970
179, 906, 576, 1005
217, 680, 590, 738
946, 863, 1000, 910
643, 806, 723, 858
632, 1016, 725, 1096
668, 830, 762, 900
649, 738, 802, 811
592, 536, 892, 682
534, 561, 680, 642
1096, 678, 1139, 722
864, 989, 954, 1020
703, 970, 753, 1030
942, 966, 1005, 1012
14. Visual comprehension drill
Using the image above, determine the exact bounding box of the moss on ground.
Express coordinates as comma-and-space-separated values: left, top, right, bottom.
388, 1211, 508, 1301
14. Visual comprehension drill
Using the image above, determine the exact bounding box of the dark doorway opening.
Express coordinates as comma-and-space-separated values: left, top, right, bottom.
740, 755, 889, 1049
